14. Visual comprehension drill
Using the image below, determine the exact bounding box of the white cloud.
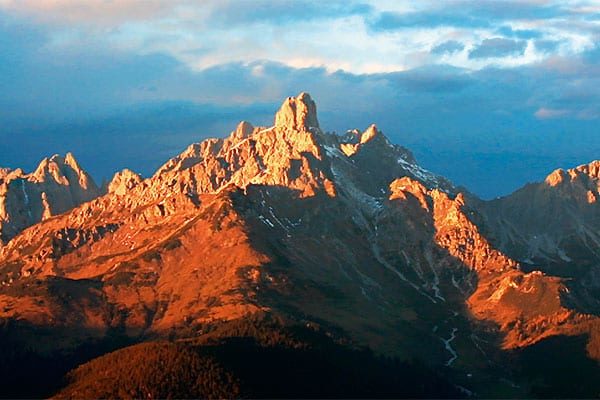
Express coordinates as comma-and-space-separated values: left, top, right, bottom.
0, 0, 196, 25
1, 0, 599, 74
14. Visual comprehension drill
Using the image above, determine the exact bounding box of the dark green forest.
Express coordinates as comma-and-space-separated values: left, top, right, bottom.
54, 317, 461, 399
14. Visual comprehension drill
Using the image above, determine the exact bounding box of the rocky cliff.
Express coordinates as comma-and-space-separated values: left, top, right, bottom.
1, 93, 599, 397
0, 153, 101, 243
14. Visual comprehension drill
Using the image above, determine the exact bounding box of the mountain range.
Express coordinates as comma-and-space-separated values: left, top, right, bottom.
1, 93, 599, 398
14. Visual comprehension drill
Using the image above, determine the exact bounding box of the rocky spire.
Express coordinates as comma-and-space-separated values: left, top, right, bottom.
230, 121, 254, 140
31, 153, 98, 193
274, 92, 320, 131
32, 154, 72, 185
108, 169, 143, 196
0, 153, 102, 243
360, 124, 380, 144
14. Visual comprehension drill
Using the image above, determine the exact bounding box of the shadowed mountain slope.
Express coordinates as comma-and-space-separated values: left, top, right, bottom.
0, 93, 599, 398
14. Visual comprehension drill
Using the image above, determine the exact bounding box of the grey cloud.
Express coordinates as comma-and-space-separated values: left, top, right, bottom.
469, 37, 527, 58
381, 66, 473, 93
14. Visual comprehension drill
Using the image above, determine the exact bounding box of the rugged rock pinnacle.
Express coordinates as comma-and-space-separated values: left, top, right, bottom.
231, 121, 254, 140
274, 92, 320, 131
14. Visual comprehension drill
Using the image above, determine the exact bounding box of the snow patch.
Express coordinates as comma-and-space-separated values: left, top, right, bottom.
441, 328, 458, 366
557, 248, 572, 262
323, 144, 344, 158
396, 157, 445, 190
20, 180, 33, 220
258, 215, 275, 228
424, 248, 446, 302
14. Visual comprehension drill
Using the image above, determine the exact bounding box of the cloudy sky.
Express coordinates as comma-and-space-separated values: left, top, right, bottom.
1, 0, 599, 198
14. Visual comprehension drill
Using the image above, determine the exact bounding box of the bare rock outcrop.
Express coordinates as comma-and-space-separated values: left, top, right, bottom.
0, 153, 101, 243
108, 169, 143, 196
274, 92, 320, 131
1, 92, 600, 391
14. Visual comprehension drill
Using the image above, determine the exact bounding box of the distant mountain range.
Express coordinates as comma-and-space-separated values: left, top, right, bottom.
1, 93, 599, 398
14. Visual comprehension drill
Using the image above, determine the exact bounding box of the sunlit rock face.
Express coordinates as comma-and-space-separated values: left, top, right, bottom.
274, 92, 320, 131
108, 169, 143, 196
0, 153, 101, 243
1, 93, 600, 397
230, 120, 254, 140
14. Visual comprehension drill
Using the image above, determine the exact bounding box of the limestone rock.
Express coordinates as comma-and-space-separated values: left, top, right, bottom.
274, 92, 320, 131
108, 169, 143, 196
360, 124, 380, 144
1, 92, 600, 391
0, 153, 101, 242
230, 121, 255, 140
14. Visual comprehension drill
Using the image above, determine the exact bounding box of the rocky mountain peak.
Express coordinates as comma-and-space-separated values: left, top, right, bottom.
389, 176, 431, 210
575, 160, 600, 180
0, 168, 22, 183
544, 168, 567, 187
32, 155, 66, 184
0, 168, 10, 181
274, 92, 320, 131
360, 124, 380, 144
143, 93, 335, 200
545, 160, 600, 187
65, 151, 84, 173
108, 169, 143, 196
0, 153, 101, 243
230, 121, 255, 140
31, 153, 93, 189
3, 93, 600, 398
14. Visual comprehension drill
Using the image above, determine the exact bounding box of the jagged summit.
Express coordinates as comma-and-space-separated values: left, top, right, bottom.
545, 160, 600, 187
339, 124, 390, 157
31, 152, 94, 190
481, 157, 600, 275
360, 124, 380, 144
141, 93, 451, 204
545, 168, 568, 187
580, 160, 600, 179
2, 93, 600, 398
274, 92, 320, 131
540, 160, 600, 206
0, 153, 100, 243
108, 169, 143, 196
230, 120, 255, 140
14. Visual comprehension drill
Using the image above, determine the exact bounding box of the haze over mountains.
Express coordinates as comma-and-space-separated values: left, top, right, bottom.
0, 93, 599, 398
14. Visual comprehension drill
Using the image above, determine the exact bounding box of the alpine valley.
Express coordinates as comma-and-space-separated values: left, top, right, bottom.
1, 93, 599, 398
